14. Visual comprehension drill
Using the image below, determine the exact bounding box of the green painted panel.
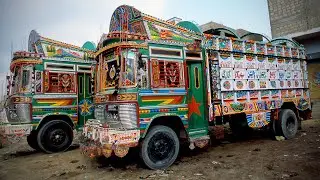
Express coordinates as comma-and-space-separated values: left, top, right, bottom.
186, 61, 208, 137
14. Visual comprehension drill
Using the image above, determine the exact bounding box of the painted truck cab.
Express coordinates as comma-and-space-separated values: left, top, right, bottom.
0, 30, 96, 153
81, 5, 209, 167
81, 5, 311, 170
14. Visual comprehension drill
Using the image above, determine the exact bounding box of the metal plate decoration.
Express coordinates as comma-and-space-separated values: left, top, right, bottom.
286, 71, 292, 79
247, 80, 257, 90
232, 39, 243, 52
285, 59, 293, 71
244, 41, 255, 54
222, 92, 235, 101
258, 80, 268, 89
276, 46, 284, 56
234, 80, 247, 90
220, 80, 233, 91
234, 68, 246, 79
220, 68, 233, 79
219, 52, 233, 68
269, 80, 277, 89
294, 80, 302, 88
245, 55, 256, 69
233, 53, 245, 68
247, 69, 256, 79
218, 38, 232, 51
286, 80, 293, 89
291, 47, 298, 58
292, 60, 301, 70
277, 58, 286, 70
236, 91, 248, 101
247, 111, 271, 128
269, 70, 278, 79
268, 57, 277, 69
257, 56, 267, 69
255, 42, 266, 55
266, 43, 275, 55
278, 70, 285, 80
256, 70, 268, 79
284, 47, 291, 57
279, 80, 286, 89
79, 99, 94, 116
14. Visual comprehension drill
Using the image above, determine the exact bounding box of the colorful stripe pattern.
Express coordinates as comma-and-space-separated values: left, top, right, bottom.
34, 98, 75, 106
140, 95, 185, 106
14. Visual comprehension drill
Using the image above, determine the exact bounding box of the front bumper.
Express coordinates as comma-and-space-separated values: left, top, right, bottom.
0, 124, 33, 144
80, 119, 140, 158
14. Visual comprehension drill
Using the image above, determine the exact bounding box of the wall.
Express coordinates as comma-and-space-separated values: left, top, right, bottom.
307, 62, 320, 101
268, 0, 320, 38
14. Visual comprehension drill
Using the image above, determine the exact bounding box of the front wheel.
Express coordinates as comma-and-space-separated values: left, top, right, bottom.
140, 125, 179, 170
37, 120, 73, 153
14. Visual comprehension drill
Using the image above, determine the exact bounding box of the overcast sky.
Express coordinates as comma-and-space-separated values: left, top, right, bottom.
0, 0, 271, 73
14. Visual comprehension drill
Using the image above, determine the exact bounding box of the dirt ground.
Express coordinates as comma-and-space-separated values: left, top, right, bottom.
0, 120, 319, 180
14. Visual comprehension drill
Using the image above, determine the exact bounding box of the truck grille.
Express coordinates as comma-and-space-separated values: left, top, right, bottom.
94, 104, 137, 129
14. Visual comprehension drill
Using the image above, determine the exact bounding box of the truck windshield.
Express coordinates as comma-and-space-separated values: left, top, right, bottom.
121, 49, 136, 87
10, 65, 32, 94
98, 49, 137, 92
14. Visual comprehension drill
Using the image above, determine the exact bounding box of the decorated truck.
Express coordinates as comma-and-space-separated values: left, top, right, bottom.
80, 5, 312, 169
0, 30, 96, 153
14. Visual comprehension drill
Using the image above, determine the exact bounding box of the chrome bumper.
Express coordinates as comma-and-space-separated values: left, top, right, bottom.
80, 119, 140, 158
0, 124, 33, 144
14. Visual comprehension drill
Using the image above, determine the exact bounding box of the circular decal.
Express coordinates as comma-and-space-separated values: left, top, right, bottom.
223, 81, 231, 90
79, 99, 94, 116
287, 81, 291, 88
236, 81, 244, 89
280, 81, 284, 87
249, 81, 255, 89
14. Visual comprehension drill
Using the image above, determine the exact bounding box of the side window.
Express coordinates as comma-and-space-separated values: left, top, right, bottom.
79, 76, 83, 95
186, 66, 190, 89
87, 75, 92, 94
45, 71, 76, 93
151, 59, 185, 88
194, 67, 200, 89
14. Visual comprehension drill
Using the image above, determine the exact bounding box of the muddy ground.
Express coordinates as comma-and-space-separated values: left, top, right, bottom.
0, 120, 319, 180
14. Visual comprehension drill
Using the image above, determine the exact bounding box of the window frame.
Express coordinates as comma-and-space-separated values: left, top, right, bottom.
149, 46, 183, 59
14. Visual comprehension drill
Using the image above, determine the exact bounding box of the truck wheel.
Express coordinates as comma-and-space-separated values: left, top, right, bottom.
140, 125, 179, 170
276, 109, 298, 139
27, 131, 40, 150
37, 120, 73, 153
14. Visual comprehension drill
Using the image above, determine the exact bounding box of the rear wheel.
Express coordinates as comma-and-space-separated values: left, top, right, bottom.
140, 125, 179, 170
37, 120, 73, 153
276, 109, 298, 139
27, 130, 40, 150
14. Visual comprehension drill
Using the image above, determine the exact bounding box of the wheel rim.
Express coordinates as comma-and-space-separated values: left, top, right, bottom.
147, 132, 175, 164
48, 129, 67, 146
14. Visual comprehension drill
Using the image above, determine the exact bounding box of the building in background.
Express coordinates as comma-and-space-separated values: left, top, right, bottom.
268, 0, 320, 117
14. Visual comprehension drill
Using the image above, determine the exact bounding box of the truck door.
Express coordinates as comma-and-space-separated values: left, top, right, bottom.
186, 61, 208, 136
77, 73, 93, 130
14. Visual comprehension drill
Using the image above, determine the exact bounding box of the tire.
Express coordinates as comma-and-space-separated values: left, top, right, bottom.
27, 130, 40, 150
276, 109, 298, 139
140, 125, 179, 170
37, 120, 73, 153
